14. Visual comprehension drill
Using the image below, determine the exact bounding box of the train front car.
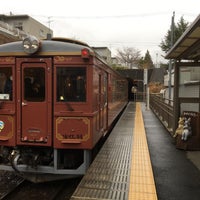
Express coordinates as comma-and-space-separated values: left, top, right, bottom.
0, 36, 128, 182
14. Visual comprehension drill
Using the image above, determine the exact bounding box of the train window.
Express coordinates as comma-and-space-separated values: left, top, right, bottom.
0, 67, 12, 101
24, 67, 45, 102
57, 67, 86, 102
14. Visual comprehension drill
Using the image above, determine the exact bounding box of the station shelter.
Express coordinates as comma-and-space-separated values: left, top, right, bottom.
165, 14, 200, 150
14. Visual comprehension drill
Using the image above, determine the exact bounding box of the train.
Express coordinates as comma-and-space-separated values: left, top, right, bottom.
0, 35, 128, 182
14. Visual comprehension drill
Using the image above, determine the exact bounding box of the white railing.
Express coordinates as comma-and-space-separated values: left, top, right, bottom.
0, 21, 27, 40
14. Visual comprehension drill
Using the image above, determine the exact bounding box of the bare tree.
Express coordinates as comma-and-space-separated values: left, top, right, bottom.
116, 47, 141, 69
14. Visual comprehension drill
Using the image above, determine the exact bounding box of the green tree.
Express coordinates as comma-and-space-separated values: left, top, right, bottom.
159, 16, 189, 53
139, 50, 154, 69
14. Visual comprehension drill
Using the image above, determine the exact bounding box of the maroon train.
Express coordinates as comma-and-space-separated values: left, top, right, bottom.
0, 36, 128, 182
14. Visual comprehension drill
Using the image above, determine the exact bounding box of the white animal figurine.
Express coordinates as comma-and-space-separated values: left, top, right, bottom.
181, 117, 192, 141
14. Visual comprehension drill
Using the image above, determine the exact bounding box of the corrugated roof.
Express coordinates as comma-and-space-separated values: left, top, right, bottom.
165, 14, 200, 60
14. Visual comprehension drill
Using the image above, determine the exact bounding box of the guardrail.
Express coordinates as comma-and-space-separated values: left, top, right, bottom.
149, 93, 174, 135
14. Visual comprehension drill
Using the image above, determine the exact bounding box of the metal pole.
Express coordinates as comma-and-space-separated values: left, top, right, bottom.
143, 69, 148, 103
146, 86, 150, 110
168, 60, 172, 100
169, 11, 175, 100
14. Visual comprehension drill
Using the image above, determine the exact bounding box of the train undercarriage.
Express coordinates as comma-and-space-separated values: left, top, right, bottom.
0, 146, 91, 182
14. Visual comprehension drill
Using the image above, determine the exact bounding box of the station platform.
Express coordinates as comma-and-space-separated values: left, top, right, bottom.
70, 102, 200, 200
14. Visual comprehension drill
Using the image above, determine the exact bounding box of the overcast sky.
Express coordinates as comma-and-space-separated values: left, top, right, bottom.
0, 0, 199, 63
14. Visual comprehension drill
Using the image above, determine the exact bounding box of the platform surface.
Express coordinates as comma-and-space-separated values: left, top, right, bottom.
71, 101, 200, 200
70, 102, 157, 200
142, 103, 200, 200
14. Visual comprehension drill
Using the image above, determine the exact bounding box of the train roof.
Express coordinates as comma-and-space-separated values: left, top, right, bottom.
51, 37, 90, 47
0, 36, 120, 75
0, 37, 93, 56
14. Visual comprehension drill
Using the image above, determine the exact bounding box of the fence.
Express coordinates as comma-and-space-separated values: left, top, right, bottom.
149, 93, 174, 135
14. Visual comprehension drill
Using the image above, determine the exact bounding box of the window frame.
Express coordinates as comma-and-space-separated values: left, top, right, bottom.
55, 65, 87, 103
0, 66, 13, 101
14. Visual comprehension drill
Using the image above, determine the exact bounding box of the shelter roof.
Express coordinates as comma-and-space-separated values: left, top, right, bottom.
165, 14, 200, 60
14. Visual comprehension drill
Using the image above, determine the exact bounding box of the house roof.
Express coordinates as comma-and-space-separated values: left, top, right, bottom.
0, 14, 29, 20
165, 14, 200, 60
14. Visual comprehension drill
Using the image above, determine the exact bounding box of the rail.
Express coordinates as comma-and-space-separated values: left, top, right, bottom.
149, 93, 174, 135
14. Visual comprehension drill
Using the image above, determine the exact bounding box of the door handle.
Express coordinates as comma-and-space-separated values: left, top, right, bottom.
22, 102, 28, 106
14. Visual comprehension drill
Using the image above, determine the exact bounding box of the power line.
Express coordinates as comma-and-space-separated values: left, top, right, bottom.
87, 40, 160, 46
32, 11, 197, 21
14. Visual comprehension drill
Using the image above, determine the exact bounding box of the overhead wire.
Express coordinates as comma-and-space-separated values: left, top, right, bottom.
32, 11, 197, 20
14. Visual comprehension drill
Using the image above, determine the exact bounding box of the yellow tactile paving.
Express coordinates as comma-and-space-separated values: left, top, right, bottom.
128, 103, 158, 200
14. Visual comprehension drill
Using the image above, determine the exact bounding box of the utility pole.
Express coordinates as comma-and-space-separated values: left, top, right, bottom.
47, 16, 53, 33
156, 53, 158, 68
168, 11, 175, 100
47, 16, 53, 39
144, 69, 149, 110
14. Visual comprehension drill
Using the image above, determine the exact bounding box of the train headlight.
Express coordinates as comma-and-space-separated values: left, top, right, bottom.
23, 36, 40, 54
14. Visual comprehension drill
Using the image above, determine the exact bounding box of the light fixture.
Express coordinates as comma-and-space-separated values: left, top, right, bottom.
23, 35, 40, 54
81, 48, 90, 59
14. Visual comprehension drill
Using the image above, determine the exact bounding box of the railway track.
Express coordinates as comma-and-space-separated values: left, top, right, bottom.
0, 171, 24, 199
0, 171, 81, 200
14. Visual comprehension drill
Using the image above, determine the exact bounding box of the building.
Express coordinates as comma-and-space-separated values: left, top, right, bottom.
92, 47, 112, 65
0, 14, 53, 44
165, 14, 200, 141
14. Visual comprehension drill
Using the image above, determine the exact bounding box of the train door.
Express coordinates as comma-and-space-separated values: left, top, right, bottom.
16, 58, 52, 146
103, 73, 108, 132
99, 72, 108, 133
